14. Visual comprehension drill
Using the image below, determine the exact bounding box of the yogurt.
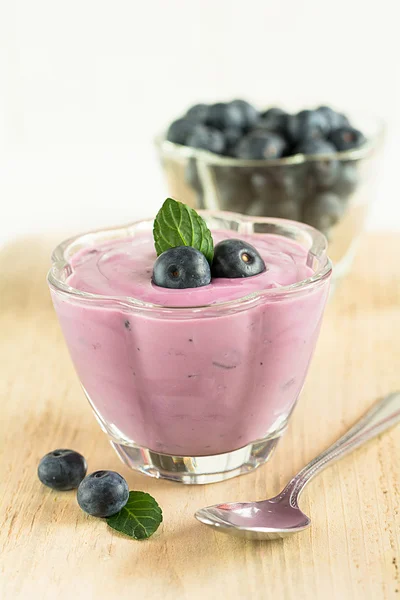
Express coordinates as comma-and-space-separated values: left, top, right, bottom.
51, 228, 330, 457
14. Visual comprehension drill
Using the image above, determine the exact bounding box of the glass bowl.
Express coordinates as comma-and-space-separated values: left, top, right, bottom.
48, 212, 331, 484
156, 113, 385, 282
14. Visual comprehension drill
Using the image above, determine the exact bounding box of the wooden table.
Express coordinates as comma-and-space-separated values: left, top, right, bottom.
1, 234, 399, 600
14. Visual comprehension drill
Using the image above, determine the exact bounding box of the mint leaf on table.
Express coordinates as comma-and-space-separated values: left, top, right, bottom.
106, 491, 163, 540
153, 198, 214, 264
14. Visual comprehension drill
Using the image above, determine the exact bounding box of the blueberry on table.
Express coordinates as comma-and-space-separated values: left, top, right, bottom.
77, 471, 129, 518
166, 118, 198, 145
153, 246, 211, 289
211, 239, 266, 278
229, 99, 259, 130
38, 449, 87, 491
286, 109, 328, 145
186, 125, 225, 154
302, 192, 344, 232
207, 102, 244, 130
233, 130, 286, 160
328, 127, 366, 151
185, 103, 210, 124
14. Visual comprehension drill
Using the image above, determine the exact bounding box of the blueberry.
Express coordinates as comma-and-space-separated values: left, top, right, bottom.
166, 118, 198, 145
212, 239, 266, 278
207, 102, 244, 130
293, 138, 339, 188
249, 166, 304, 218
248, 197, 301, 220
234, 131, 286, 160
304, 141, 340, 189
286, 109, 328, 145
258, 108, 289, 135
249, 172, 274, 208
223, 127, 243, 156
186, 125, 225, 154
332, 162, 359, 197
272, 199, 302, 220
294, 138, 337, 156
185, 103, 210, 124
153, 246, 211, 289
77, 471, 129, 518
247, 196, 274, 217
213, 166, 253, 212
328, 127, 366, 151
250, 171, 274, 194
316, 106, 349, 133
312, 159, 340, 188
38, 449, 87, 491
265, 166, 300, 197
302, 192, 344, 232
229, 99, 259, 130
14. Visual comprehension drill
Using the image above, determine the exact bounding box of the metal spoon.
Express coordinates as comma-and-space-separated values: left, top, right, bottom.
195, 392, 400, 540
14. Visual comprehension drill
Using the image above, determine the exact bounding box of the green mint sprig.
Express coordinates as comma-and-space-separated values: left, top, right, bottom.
106, 491, 163, 540
153, 198, 214, 264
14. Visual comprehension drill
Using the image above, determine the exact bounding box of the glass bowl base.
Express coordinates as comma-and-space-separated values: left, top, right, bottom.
110, 432, 284, 485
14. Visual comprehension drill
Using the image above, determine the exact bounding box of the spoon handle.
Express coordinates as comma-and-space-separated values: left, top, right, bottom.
281, 392, 400, 506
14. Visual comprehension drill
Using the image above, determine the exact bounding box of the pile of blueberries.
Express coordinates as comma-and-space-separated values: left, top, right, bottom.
165, 101, 368, 233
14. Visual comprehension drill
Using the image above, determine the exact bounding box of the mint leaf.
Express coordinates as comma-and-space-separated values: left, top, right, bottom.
106, 491, 162, 540
153, 198, 214, 264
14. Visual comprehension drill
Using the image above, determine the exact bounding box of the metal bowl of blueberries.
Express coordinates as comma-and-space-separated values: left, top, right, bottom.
156, 101, 385, 281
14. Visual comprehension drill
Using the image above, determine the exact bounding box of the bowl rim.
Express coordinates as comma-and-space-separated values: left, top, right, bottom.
48, 211, 332, 314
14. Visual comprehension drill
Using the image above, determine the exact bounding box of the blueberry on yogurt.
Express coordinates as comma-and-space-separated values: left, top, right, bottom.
211, 239, 266, 278
153, 246, 211, 289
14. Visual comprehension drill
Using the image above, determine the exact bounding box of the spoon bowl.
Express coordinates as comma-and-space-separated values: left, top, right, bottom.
196, 498, 311, 540
195, 392, 400, 540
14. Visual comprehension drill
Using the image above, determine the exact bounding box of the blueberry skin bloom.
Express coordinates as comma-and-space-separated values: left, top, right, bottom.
38, 449, 87, 491
233, 130, 287, 160
166, 118, 198, 145
211, 239, 266, 278
152, 246, 211, 289
77, 471, 129, 517
186, 125, 225, 154
328, 127, 366, 151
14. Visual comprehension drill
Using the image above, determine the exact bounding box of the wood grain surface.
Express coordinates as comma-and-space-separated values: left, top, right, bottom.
1, 234, 399, 600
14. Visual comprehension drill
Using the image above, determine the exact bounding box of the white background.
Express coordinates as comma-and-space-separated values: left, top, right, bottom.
1, 0, 400, 246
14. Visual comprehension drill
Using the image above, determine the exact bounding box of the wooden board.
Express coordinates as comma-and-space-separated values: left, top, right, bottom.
1, 234, 399, 600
